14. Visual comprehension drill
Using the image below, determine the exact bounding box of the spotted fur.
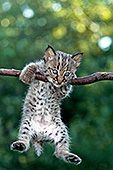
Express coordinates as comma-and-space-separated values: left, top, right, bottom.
11, 46, 83, 165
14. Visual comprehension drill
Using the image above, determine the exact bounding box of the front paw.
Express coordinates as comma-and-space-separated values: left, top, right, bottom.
20, 63, 36, 84
11, 141, 26, 152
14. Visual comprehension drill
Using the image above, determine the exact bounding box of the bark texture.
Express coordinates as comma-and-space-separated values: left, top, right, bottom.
0, 68, 113, 85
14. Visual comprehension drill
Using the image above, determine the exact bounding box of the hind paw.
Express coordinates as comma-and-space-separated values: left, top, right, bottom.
65, 154, 82, 165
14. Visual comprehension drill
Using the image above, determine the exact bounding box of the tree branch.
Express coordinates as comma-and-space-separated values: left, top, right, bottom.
0, 68, 113, 85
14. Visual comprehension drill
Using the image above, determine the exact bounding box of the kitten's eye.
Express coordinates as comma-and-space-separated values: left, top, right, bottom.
65, 72, 70, 77
53, 69, 58, 74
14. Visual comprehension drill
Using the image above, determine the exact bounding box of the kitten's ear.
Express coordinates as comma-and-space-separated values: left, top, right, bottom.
44, 45, 56, 62
72, 52, 83, 68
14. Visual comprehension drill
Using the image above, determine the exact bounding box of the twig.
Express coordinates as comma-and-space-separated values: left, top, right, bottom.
0, 68, 113, 85
0, 69, 48, 82
71, 72, 113, 85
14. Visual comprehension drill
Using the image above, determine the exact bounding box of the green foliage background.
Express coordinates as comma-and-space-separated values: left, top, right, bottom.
0, 0, 113, 170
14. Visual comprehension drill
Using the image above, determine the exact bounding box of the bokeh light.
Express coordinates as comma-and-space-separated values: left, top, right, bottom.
38, 18, 47, 27
23, 8, 34, 18
1, 18, 10, 27
52, 24, 67, 39
2, 2, 12, 12
98, 36, 112, 51
52, 2, 62, 12
74, 7, 84, 16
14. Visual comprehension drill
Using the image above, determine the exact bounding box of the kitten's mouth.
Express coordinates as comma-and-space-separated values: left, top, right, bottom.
48, 78, 64, 87
56, 83, 62, 87
54, 82, 65, 87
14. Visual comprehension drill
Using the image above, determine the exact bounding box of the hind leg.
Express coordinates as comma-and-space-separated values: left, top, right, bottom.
54, 126, 82, 165
31, 136, 43, 156
11, 119, 31, 152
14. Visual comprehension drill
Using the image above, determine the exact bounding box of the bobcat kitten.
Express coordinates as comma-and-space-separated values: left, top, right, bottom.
11, 46, 83, 165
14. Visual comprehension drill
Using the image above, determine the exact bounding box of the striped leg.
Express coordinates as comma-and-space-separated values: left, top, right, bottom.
11, 119, 31, 152
31, 136, 43, 156
54, 126, 82, 165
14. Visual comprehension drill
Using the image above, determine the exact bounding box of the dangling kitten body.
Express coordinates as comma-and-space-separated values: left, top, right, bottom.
11, 46, 83, 165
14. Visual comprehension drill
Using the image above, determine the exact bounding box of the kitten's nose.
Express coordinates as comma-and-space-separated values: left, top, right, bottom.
58, 80, 62, 84
58, 77, 63, 84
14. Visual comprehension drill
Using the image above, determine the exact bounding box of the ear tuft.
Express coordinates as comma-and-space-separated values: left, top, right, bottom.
72, 52, 83, 68
44, 45, 56, 62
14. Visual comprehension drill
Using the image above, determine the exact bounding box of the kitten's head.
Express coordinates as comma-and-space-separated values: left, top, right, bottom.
43, 45, 83, 87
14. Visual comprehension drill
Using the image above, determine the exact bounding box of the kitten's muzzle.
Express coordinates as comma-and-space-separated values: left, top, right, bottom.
58, 80, 62, 84
56, 81, 64, 87
55, 80, 64, 87
57, 77, 64, 84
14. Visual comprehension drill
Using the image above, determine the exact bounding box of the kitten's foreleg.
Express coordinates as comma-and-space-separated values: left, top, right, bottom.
54, 127, 82, 165
11, 120, 31, 152
20, 63, 37, 84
